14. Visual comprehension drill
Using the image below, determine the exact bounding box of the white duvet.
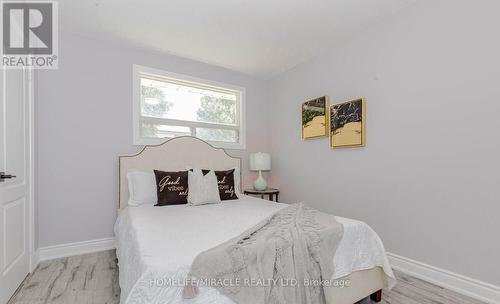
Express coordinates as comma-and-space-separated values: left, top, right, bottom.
114, 196, 395, 304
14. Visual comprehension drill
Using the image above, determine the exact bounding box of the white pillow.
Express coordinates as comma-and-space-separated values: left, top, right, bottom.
231, 166, 241, 195
186, 166, 241, 196
127, 171, 157, 206
187, 169, 221, 206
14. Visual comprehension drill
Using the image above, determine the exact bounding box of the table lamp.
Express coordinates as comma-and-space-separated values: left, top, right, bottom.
249, 152, 271, 191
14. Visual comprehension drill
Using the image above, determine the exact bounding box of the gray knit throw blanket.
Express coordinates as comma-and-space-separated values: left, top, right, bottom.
183, 203, 344, 304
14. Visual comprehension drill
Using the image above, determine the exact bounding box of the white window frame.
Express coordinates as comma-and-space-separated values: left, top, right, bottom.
133, 64, 246, 149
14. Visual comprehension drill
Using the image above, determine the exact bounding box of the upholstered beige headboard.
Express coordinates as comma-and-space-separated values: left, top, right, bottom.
119, 136, 241, 211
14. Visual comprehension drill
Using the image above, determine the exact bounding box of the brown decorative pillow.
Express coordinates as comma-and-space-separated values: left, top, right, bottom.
201, 169, 238, 201
153, 170, 188, 206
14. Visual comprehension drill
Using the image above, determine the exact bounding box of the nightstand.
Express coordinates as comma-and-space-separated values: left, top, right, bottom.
243, 188, 280, 202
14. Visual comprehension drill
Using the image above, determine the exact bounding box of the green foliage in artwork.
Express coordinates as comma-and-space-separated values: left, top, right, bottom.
302, 98, 326, 126
302, 109, 321, 126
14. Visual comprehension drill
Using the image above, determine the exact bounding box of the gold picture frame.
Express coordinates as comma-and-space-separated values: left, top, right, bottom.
330, 98, 366, 148
301, 96, 329, 140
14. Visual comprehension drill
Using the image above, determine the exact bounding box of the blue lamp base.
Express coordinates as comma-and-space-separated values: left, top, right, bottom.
253, 171, 267, 191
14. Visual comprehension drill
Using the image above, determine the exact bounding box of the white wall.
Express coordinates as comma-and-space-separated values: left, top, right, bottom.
36, 32, 269, 247
268, 0, 500, 286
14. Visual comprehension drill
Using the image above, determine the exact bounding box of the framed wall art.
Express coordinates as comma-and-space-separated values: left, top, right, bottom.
330, 98, 365, 148
301, 96, 328, 139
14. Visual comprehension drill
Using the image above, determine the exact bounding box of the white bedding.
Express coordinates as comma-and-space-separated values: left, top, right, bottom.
114, 196, 395, 304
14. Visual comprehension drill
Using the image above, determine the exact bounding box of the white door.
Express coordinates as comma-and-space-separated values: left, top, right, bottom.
0, 68, 32, 304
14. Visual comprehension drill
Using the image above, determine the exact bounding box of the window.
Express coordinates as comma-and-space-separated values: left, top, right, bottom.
133, 65, 245, 149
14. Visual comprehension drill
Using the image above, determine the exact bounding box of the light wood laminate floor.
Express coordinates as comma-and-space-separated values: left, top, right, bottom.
8, 250, 485, 304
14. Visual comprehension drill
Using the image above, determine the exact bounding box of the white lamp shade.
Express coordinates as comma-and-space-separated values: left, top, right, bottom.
249, 153, 271, 171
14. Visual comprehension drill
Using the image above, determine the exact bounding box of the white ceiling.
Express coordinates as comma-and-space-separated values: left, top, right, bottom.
60, 0, 416, 78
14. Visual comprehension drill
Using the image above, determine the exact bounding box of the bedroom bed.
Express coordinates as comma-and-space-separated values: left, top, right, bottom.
115, 136, 396, 304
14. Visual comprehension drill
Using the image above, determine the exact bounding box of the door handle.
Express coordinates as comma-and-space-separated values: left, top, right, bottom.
0, 172, 16, 182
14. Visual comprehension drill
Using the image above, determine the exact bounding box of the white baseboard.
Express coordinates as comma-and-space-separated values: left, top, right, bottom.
30, 249, 40, 272
388, 252, 500, 304
38, 237, 116, 262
